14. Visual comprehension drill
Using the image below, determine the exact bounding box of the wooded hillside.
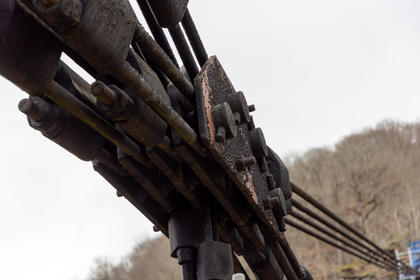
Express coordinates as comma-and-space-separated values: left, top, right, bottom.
86, 120, 420, 280
286, 120, 420, 279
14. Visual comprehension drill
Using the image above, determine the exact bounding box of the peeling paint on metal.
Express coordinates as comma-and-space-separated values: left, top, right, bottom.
201, 70, 215, 145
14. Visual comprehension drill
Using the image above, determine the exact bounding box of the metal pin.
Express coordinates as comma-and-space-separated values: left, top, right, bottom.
242, 156, 256, 166
236, 156, 256, 171
18, 99, 47, 121
91, 81, 117, 105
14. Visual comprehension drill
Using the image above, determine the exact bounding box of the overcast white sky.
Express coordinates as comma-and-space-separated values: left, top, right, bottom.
1, 1, 420, 279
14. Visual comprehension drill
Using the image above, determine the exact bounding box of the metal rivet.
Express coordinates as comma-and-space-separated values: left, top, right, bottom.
236, 156, 256, 171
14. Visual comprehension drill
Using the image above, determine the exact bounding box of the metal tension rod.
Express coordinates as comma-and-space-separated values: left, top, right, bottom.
292, 183, 397, 262
285, 219, 395, 272
182, 9, 208, 67
135, 0, 179, 67
290, 210, 397, 270
45, 80, 151, 167
133, 24, 194, 96
169, 24, 199, 80
291, 198, 397, 268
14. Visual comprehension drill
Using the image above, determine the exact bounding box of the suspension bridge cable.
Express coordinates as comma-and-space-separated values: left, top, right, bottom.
285, 218, 397, 272
291, 183, 397, 262
290, 210, 398, 270
291, 198, 397, 267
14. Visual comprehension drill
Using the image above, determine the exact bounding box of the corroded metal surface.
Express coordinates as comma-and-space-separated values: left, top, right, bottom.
0, 1, 310, 279
195, 56, 274, 221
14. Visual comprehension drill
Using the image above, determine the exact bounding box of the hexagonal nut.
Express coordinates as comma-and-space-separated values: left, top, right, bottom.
226, 91, 250, 123
249, 127, 268, 159
212, 102, 237, 141
269, 188, 287, 217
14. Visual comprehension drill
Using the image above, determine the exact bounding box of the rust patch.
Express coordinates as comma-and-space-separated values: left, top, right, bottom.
201, 71, 215, 145
243, 170, 258, 204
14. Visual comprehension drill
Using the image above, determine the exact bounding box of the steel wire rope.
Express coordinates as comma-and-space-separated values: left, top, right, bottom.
291, 183, 398, 263
290, 210, 398, 270
285, 218, 397, 272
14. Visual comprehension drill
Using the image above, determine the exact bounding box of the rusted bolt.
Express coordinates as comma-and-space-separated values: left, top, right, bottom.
236, 156, 256, 171
248, 104, 256, 112
18, 98, 48, 121
269, 188, 287, 217
116, 190, 124, 197
91, 81, 117, 105
249, 128, 268, 159
212, 102, 237, 142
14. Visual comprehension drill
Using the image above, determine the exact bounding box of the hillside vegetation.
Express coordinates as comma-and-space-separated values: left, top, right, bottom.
86, 120, 420, 280
286, 120, 420, 279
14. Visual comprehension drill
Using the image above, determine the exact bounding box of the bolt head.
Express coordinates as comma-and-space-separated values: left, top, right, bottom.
249, 128, 268, 159
212, 102, 237, 140
227, 92, 250, 123
236, 156, 256, 172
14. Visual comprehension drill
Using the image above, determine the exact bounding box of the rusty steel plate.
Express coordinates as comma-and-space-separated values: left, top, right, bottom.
195, 56, 278, 231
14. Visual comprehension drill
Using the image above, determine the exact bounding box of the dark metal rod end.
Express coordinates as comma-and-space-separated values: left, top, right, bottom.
91, 81, 117, 105
18, 98, 47, 121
